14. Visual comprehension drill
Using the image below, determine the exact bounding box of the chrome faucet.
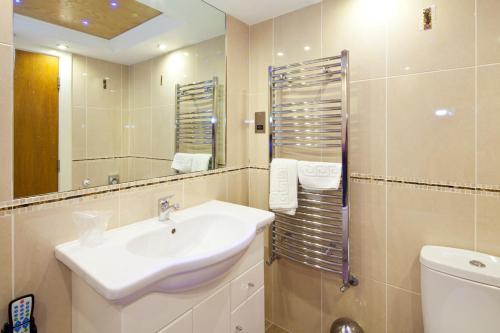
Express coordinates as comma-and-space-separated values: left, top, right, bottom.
158, 195, 180, 222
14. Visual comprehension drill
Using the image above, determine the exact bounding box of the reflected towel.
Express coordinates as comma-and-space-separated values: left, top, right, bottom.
269, 158, 298, 215
191, 154, 212, 172
171, 153, 193, 173
297, 161, 342, 190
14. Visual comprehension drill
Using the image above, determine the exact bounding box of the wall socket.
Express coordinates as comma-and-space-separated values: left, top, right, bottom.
255, 111, 266, 133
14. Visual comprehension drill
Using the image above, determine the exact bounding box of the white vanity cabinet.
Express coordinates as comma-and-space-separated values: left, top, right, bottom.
72, 230, 266, 333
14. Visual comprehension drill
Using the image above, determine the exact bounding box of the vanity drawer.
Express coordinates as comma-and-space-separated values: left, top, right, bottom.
158, 310, 192, 333
230, 261, 264, 310
231, 286, 265, 333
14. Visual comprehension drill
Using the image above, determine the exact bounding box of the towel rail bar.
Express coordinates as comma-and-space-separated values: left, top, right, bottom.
268, 50, 357, 291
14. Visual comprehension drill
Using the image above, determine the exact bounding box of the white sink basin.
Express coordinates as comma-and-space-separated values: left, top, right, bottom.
55, 200, 274, 304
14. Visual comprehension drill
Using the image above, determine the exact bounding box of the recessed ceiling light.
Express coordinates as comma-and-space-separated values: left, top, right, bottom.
304, 46, 311, 51
110, 1, 118, 8
277, 52, 284, 57
56, 44, 68, 50
158, 43, 167, 51
14, 0, 22, 4
81, 19, 90, 26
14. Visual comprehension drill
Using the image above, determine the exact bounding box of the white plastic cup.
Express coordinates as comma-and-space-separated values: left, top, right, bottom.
72, 211, 113, 247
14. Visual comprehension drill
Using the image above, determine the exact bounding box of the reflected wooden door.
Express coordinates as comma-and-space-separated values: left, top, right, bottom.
14, 50, 59, 198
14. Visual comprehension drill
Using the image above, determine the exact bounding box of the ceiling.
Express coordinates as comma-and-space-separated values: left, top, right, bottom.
14, 0, 162, 40
14, 0, 225, 65
203, 0, 321, 25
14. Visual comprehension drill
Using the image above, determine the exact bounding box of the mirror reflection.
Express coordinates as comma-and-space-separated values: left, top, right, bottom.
12, 0, 226, 198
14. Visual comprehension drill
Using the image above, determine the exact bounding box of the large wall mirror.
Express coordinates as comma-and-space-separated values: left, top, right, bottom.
12, 0, 226, 198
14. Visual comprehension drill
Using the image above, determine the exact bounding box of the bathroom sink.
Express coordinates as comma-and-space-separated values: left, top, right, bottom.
55, 200, 274, 304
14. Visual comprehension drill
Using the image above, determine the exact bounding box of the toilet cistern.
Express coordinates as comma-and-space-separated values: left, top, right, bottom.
158, 195, 179, 221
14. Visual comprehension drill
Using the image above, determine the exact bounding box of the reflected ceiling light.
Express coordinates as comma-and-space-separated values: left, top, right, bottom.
158, 43, 167, 51
304, 46, 311, 51
56, 44, 68, 50
81, 19, 90, 26
404, 66, 411, 71
434, 109, 452, 117
14, 0, 22, 4
277, 52, 284, 57
110, 1, 118, 8
183, 52, 189, 57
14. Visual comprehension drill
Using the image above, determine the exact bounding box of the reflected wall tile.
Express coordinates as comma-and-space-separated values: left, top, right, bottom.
477, 0, 500, 65
477, 195, 500, 257
322, 274, 386, 333
86, 107, 117, 158
86, 57, 122, 109
183, 173, 227, 208
248, 168, 269, 211
387, 185, 474, 293
14, 196, 119, 333
130, 107, 152, 157
387, 0, 475, 75
152, 106, 174, 160
87, 159, 120, 187
350, 181, 386, 282
322, 0, 387, 81
72, 161, 87, 190
72, 55, 87, 108
250, 19, 273, 94
272, 259, 321, 333
131, 158, 152, 182
132, 60, 152, 109
119, 181, 183, 226
387, 69, 475, 184
477, 65, 500, 186
226, 169, 249, 205
349, 79, 386, 176
151, 160, 173, 178
0, 44, 13, 201
0, 0, 12, 45
386, 286, 423, 333
0, 215, 12, 326
72, 107, 86, 160
274, 3, 321, 66
151, 55, 168, 107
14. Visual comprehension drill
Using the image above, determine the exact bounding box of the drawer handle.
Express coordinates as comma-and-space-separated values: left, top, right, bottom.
236, 325, 244, 332
247, 282, 255, 288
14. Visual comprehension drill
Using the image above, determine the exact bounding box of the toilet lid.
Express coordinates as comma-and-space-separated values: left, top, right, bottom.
420, 246, 500, 288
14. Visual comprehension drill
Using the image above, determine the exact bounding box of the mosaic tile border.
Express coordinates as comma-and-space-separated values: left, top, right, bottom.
350, 173, 500, 196
0, 166, 246, 212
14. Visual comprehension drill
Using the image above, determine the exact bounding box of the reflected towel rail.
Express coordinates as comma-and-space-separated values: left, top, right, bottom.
175, 77, 218, 169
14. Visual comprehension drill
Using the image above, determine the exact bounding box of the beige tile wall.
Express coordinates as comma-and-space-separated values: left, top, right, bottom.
248, 1, 500, 332
0, 14, 249, 332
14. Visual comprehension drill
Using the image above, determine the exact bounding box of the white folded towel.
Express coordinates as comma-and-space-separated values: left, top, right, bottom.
171, 153, 193, 173
269, 158, 298, 215
191, 154, 212, 172
297, 161, 342, 190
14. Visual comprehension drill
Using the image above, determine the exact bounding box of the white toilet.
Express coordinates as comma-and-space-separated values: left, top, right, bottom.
420, 245, 500, 333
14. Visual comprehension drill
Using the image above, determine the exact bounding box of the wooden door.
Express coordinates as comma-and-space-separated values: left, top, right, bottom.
14, 50, 59, 198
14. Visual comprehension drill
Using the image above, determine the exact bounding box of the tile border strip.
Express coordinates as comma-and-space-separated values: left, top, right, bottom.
4, 168, 500, 212
0, 166, 247, 212
350, 173, 500, 196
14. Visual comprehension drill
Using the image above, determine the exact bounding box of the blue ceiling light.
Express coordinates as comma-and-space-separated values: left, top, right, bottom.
81, 19, 90, 26
110, 1, 118, 8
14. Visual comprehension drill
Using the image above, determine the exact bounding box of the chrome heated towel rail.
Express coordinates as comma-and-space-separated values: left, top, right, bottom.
175, 77, 218, 169
267, 51, 357, 291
